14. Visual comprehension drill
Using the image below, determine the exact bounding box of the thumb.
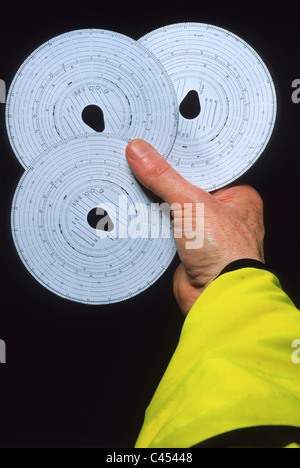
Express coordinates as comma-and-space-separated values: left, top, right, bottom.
126, 139, 210, 205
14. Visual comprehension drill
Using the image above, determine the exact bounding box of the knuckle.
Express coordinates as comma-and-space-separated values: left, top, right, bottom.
147, 158, 172, 180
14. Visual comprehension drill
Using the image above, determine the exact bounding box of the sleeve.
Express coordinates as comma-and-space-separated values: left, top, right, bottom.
134, 267, 300, 448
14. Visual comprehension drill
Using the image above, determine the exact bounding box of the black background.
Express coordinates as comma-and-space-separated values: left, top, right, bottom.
0, 0, 299, 448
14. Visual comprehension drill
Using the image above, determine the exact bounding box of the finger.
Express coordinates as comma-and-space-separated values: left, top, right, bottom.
173, 264, 201, 316
126, 139, 211, 206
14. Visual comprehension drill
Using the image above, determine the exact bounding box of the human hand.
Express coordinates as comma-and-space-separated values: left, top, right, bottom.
126, 139, 265, 315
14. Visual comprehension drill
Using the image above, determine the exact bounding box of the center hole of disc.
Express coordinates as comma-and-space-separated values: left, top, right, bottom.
82, 105, 105, 132
87, 207, 114, 232
179, 90, 201, 120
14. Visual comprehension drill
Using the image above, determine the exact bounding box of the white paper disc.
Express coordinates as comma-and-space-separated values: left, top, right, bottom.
6, 29, 178, 168
139, 22, 277, 191
11, 135, 177, 304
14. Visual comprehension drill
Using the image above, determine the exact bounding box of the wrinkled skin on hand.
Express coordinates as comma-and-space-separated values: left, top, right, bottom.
126, 139, 265, 315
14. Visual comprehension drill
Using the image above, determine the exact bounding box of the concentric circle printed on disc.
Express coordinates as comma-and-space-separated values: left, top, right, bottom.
6, 29, 178, 168
139, 22, 277, 191
11, 135, 177, 304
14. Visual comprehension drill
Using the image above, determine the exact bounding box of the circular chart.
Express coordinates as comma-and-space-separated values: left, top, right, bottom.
6, 29, 178, 168
139, 22, 277, 191
11, 135, 177, 304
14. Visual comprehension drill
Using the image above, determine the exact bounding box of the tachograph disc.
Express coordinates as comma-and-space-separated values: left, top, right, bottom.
11, 135, 177, 304
139, 23, 277, 191
6, 29, 178, 168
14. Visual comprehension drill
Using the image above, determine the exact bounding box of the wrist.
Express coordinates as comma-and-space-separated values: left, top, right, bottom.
217, 258, 267, 278
184, 258, 267, 315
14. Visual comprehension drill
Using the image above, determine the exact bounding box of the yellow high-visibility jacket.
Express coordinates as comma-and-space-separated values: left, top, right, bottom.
135, 266, 300, 448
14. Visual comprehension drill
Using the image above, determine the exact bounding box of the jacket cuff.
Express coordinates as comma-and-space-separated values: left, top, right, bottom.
217, 259, 267, 278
